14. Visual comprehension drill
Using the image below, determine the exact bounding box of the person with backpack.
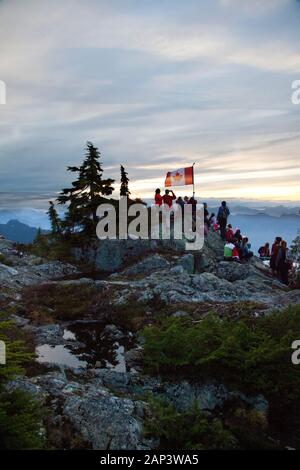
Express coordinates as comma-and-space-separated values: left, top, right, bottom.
217, 201, 230, 240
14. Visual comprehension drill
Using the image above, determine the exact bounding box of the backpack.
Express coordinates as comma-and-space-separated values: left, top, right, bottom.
219, 206, 228, 220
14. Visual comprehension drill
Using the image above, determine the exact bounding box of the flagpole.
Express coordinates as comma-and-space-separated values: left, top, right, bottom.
192, 162, 196, 198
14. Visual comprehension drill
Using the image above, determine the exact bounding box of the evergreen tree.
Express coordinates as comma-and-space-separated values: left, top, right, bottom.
120, 165, 131, 197
47, 201, 61, 235
0, 313, 44, 449
57, 142, 115, 233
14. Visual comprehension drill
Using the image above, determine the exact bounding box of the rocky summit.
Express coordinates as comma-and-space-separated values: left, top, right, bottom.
1, 233, 300, 450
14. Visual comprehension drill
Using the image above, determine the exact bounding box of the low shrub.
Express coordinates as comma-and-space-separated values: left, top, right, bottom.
141, 306, 300, 404
0, 253, 13, 266
0, 389, 44, 449
22, 283, 104, 323
145, 398, 237, 450
0, 312, 44, 449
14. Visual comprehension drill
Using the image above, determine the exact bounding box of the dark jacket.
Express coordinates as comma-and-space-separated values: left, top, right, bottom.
217, 205, 230, 221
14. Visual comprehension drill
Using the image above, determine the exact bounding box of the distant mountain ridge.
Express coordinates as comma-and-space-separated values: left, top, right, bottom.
0, 219, 48, 243
207, 205, 300, 217
0, 208, 299, 248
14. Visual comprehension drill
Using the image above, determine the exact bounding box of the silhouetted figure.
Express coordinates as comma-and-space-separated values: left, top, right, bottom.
270, 237, 282, 274
276, 240, 291, 285
176, 196, 185, 211
217, 201, 230, 240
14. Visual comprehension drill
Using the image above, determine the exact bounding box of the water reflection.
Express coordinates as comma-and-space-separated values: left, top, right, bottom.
36, 344, 86, 368
36, 322, 134, 371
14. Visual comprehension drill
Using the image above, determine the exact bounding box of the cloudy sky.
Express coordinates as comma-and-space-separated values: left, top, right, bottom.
0, 0, 300, 206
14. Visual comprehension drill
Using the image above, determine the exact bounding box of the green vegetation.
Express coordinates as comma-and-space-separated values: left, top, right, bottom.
120, 164, 131, 197
0, 313, 44, 449
57, 141, 115, 234
26, 230, 90, 265
22, 283, 105, 323
145, 397, 275, 450
22, 284, 160, 330
141, 307, 300, 401
26, 142, 147, 260
47, 201, 62, 236
145, 399, 237, 450
142, 307, 300, 448
0, 253, 13, 266
0, 389, 43, 449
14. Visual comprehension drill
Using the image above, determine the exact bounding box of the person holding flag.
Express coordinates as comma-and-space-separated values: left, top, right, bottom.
156, 163, 196, 211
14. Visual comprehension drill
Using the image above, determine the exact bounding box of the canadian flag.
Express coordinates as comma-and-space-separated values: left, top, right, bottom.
165, 166, 194, 187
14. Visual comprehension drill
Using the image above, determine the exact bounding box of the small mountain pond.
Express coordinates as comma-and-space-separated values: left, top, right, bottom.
36, 321, 135, 372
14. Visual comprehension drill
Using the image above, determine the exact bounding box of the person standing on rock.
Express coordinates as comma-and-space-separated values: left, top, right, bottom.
176, 196, 185, 211
217, 201, 230, 241
276, 240, 292, 285
203, 202, 210, 237
162, 189, 176, 208
188, 196, 198, 220
154, 188, 163, 207
203, 203, 209, 222
270, 237, 282, 274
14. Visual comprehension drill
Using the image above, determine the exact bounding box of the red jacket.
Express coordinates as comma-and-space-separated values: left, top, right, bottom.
162, 193, 176, 208
271, 243, 280, 257
225, 229, 234, 242
232, 246, 239, 259
155, 194, 163, 206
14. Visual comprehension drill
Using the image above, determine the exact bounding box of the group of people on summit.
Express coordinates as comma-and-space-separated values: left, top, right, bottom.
153, 190, 292, 285
210, 201, 255, 263
155, 188, 197, 213
206, 201, 292, 284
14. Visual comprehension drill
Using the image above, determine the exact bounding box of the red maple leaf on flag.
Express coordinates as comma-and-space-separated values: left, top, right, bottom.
173, 171, 182, 181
